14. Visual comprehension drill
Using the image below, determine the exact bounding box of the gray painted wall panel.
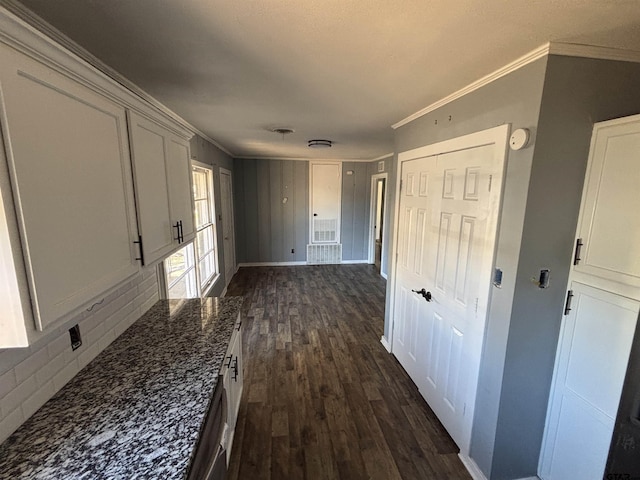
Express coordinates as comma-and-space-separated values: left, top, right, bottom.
269, 161, 283, 261
341, 162, 370, 261
257, 161, 271, 262
293, 161, 309, 261
234, 159, 309, 263
282, 160, 295, 260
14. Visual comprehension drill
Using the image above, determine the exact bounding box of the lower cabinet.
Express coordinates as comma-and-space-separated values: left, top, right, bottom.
221, 315, 243, 462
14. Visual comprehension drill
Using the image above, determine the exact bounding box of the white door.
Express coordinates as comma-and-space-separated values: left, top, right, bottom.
310, 162, 341, 243
391, 125, 509, 453
220, 168, 236, 285
392, 155, 438, 383
540, 114, 640, 480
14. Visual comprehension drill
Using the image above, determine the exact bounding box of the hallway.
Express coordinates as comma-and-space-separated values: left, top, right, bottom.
226, 265, 471, 479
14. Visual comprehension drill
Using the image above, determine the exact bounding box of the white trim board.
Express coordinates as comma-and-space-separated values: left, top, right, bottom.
458, 455, 488, 480
380, 336, 391, 352
392, 42, 640, 129
237, 262, 307, 267
341, 259, 369, 264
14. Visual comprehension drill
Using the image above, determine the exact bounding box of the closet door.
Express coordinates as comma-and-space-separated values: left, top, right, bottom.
0, 44, 139, 331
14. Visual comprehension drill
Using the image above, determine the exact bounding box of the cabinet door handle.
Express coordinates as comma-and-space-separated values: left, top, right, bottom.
179, 220, 184, 243
225, 355, 233, 368
232, 357, 239, 381
173, 222, 181, 243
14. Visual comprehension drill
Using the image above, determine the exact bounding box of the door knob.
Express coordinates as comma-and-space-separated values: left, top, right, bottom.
411, 288, 433, 302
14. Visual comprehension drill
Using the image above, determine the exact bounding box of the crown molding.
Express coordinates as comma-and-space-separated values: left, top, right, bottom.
392, 43, 551, 129
548, 42, 640, 63
0, 1, 234, 156
392, 41, 640, 130
233, 155, 380, 163
371, 152, 395, 161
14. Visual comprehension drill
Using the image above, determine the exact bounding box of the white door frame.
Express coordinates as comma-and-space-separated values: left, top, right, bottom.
219, 167, 236, 284
388, 124, 510, 351
368, 173, 388, 272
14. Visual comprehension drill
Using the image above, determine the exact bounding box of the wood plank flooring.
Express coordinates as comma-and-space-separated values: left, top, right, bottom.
226, 265, 471, 480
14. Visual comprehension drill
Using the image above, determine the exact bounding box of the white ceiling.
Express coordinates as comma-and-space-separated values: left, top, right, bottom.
11, 0, 640, 160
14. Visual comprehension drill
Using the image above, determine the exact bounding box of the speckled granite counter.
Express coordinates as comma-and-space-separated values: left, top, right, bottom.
0, 297, 243, 479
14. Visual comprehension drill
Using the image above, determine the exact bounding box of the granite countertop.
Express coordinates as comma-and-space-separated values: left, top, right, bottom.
0, 296, 243, 480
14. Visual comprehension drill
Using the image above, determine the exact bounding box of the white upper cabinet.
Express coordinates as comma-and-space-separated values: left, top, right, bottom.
0, 42, 140, 336
573, 114, 640, 299
128, 111, 194, 265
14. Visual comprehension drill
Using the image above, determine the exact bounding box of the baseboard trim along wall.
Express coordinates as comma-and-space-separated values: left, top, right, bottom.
238, 261, 308, 267
380, 336, 391, 352
459, 454, 488, 480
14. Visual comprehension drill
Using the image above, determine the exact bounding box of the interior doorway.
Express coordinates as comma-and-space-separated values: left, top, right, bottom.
368, 173, 388, 278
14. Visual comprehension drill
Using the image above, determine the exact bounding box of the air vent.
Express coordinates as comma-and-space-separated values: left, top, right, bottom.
307, 244, 342, 265
313, 218, 338, 243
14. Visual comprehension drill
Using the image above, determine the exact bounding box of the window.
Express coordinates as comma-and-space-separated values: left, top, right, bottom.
163, 163, 219, 299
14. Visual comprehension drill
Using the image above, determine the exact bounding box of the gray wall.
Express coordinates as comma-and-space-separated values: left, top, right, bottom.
233, 159, 377, 264
233, 159, 309, 263
393, 57, 549, 479
490, 55, 640, 480
189, 135, 234, 296
341, 162, 370, 261
392, 54, 640, 480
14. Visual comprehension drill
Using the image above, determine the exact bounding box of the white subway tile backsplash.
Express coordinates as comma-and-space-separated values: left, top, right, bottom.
0, 408, 23, 444
52, 358, 78, 392
0, 369, 17, 400
14, 346, 48, 384
21, 381, 54, 421
1, 377, 37, 417
35, 352, 65, 388
0, 271, 159, 444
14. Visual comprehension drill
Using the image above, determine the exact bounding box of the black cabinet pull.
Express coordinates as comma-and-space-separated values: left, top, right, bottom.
173, 222, 181, 242
179, 220, 184, 243
232, 357, 239, 381
133, 235, 145, 265
225, 355, 233, 368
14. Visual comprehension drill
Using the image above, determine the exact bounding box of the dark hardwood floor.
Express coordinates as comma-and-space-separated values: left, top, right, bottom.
226, 265, 471, 480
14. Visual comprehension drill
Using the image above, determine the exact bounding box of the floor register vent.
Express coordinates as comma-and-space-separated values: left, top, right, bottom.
307, 244, 342, 265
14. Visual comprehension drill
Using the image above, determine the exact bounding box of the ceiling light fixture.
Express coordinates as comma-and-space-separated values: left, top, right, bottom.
308, 139, 332, 148
270, 127, 295, 141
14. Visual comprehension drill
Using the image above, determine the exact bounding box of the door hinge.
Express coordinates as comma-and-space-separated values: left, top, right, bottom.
488, 174, 493, 192
134, 235, 145, 266
564, 290, 574, 315
400, 179, 403, 192
573, 238, 583, 265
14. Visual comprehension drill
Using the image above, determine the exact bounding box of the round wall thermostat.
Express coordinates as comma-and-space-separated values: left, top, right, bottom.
510, 128, 530, 150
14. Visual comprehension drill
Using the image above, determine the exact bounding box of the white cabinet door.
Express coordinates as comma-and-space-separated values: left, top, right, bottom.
222, 316, 243, 461
572, 114, 640, 299
540, 283, 638, 480
166, 135, 195, 243
128, 112, 194, 265
0, 44, 139, 332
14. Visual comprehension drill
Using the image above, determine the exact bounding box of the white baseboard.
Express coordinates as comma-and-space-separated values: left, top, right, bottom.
381, 271, 388, 280
341, 259, 369, 264
458, 455, 539, 480
380, 336, 391, 352
220, 285, 228, 297
237, 261, 307, 267
459, 454, 488, 480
